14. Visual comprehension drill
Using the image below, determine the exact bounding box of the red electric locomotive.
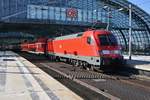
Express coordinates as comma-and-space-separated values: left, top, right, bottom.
46, 30, 125, 68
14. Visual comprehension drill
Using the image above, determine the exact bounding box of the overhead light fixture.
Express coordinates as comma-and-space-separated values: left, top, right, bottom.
103, 6, 108, 9
118, 8, 123, 11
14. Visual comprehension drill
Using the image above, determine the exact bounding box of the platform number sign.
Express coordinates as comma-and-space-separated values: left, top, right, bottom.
66, 8, 78, 18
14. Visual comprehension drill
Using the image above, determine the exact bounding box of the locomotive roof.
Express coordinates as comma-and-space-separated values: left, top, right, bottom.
54, 32, 84, 40
53, 30, 110, 40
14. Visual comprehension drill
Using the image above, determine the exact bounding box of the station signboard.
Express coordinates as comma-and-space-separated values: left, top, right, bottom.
27, 5, 105, 23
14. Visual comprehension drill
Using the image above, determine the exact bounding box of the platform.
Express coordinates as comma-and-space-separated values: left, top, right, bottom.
124, 55, 150, 72
0, 51, 82, 100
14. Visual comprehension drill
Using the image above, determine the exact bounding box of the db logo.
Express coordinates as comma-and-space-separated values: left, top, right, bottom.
66, 8, 78, 18
59, 45, 62, 48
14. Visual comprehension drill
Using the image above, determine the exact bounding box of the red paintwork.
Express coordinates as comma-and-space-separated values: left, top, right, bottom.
52, 31, 97, 56
20, 38, 47, 53
35, 38, 47, 53
20, 43, 29, 51
28, 43, 36, 51
21, 42, 35, 51
47, 39, 54, 53
35, 42, 46, 53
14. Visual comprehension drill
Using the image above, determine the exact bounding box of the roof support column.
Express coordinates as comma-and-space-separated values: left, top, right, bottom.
129, 4, 132, 60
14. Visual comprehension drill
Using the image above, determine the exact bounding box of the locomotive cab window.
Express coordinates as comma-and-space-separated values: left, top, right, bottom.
99, 34, 118, 46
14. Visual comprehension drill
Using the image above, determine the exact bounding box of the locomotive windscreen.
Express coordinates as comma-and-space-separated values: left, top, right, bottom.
99, 34, 118, 46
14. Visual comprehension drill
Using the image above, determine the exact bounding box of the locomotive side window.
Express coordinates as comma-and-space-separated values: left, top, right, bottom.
87, 37, 92, 44
99, 34, 118, 46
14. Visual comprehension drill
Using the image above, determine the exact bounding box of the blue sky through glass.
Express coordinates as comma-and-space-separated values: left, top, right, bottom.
129, 0, 150, 14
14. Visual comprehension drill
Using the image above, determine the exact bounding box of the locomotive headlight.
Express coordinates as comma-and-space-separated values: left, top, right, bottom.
101, 50, 111, 54
113, 50, 122, 55
100, 50, 122, 55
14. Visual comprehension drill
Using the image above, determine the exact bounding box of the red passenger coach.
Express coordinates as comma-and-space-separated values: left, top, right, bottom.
20, 42, 35, 52
28, 43, 36, 51
47, 30, 125, 68
20, 38, 47, 54
35, 38, 47, 54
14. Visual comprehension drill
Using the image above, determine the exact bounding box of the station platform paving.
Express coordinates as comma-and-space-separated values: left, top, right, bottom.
124, 55, 150, 72
0, 51, 82, 100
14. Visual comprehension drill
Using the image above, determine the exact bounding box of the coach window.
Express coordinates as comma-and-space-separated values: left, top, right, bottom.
39, 44, 42, 48
42, 44, 45, 48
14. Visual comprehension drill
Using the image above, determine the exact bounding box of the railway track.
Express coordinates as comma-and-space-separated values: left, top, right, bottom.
40, 63, 120, 100
37, 62, 150, 100
39, 62, 150, 90
18, 52, 150, 100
